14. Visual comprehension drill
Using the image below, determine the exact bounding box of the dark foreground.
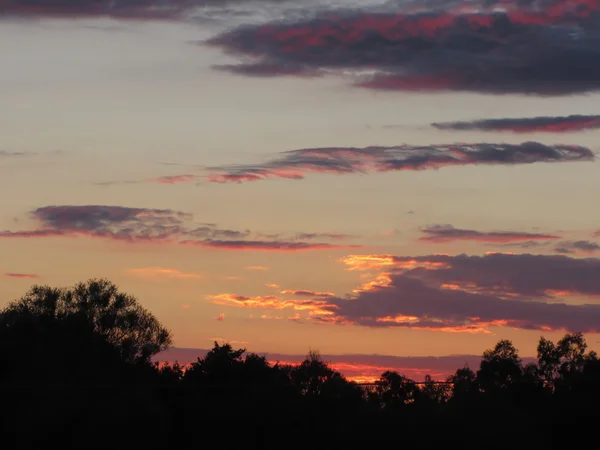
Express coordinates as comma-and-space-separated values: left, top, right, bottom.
1, 280, 599, 449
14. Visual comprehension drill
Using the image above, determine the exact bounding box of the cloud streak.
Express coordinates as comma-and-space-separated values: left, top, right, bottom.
419, 224, 560, 243
554, 240, 600, 254
181, 239, 361, 252
432, 115, 600, 133
148, 175, 199, 185
208, 143, 594, 183
0, 205, 188, 242
1, 205, 353, 251
126, 267, 202, 280
4, 272, 41, 279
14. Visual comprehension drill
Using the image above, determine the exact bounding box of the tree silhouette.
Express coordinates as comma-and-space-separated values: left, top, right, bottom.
477, 339, 523, 393
3, 279, 600, 449
0, 278, 172, 366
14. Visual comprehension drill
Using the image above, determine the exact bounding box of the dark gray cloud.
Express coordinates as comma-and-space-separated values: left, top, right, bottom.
0, 205, 358, 251
554, 240, 600, 254
0, 205, 191, 241
325, 273, 600, 333
208, 1, 600, 96
208, 142, 594, 183
419, 224, 560, 243
380, 253, 600, 298
432, 115, 600, 133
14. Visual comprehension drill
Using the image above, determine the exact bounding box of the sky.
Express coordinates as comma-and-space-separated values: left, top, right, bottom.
1, 0, 600, 381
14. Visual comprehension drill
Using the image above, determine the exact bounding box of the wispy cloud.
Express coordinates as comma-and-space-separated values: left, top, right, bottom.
554, 240, 600, 255
4, 272, 41, 279
419, 224, 561, 243
0, 205, 189, 242
1, 205, 352, 251
207, 143, 593, 183
207, 293, 335, 317
432, 115, 600, 133
147, 175, 199, 185
126, 267, 202, 280
208, 1, 600, 96
0, 150, 31, 157
181, 239, 362, 252
280, 289, 335, 298
294, 232, 358, 240
246, 266, 269, 271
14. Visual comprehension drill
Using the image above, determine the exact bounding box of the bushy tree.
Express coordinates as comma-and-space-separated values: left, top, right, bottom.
0, 278, 172, 365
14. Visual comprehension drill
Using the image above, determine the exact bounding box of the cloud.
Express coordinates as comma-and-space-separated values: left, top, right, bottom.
246, 265, 270, 271
0, 0, 198, 21
323, 273, 600, 333
155, 347, 537, 382
207, 293, 335, 316
493, 240, 553, 249
186, 225, 251, 240
207, 1, 600, 96
341, 253, 600, 298
4, 272, 41, 279
225, 252, 600, 333
419, 224, 561, 243
0, 205, 345, 250
432, 115, 600, 133
181, 239, 362, 251
294, 232, 358, 240
207, 143, 594, 183
0, 205, 190, 242
554, 240, 600, 254
280, 289, 335, 298
265, 283, 280, 288
126, 267, 202, 280
0, 150, 30, 157
148, 175, 199, 184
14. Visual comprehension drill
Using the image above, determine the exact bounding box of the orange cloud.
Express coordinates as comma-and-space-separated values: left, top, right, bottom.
340, 254, 449, 271
126, 267, 201, 280
340, 254, 398, 271
246, 266, 269, 271
207, 293, 335, 317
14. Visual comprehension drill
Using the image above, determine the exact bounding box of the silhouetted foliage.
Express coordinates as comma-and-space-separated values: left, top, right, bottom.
2, 280, 600, 449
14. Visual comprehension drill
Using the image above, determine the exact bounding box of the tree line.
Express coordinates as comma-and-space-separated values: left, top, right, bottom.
1, 279, 599, 449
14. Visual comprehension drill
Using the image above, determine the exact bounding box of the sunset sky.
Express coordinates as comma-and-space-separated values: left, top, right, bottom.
1, 0, 600, 380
